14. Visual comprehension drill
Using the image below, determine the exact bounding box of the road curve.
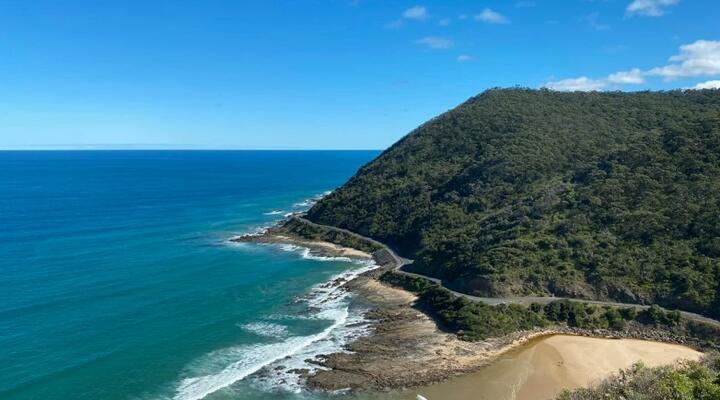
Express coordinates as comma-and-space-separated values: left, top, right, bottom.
293, 216, 720, 327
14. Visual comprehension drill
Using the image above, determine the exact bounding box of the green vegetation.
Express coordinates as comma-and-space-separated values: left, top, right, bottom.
557, 353, 720, 400
382, 271, 545, 340
309, 89, 720, 318
277, 217, 383, 253
417, 285, 547, 340
543, 300, 632, 331
380, 271, 720, 343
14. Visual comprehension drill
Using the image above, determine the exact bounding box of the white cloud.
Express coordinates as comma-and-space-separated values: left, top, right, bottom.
648, 40, 720, 79
475, 8, 509, 24
416, 36, 453, 49
438, 18, 451, 26
402, 5, 429, 20
546, 39, 720, 90
694, 80, 720, 89
545, 69, 645, 91
607, 68, 645, 84
544, 77, 607, 91
456, 54, 473, 62
626, 0, 679, 17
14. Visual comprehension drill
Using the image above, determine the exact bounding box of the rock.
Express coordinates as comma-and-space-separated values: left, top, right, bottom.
287, 368, 311, 378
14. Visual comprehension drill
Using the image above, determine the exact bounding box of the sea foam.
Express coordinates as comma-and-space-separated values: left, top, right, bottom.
292, 191, 332, 209
240, 322, 289, 338
263, 210, 285, 216
277, 243, 354, 263
171, 258, 378, 400
174, 310, 349, 400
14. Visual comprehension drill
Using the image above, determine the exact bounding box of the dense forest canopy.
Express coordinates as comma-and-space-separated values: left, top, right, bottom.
307, 89, 720, 317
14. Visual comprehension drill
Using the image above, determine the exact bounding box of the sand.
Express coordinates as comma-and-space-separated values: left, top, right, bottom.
388, 334, 703, 400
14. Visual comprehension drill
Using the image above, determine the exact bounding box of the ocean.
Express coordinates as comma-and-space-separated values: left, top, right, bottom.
0, 150, 381, 400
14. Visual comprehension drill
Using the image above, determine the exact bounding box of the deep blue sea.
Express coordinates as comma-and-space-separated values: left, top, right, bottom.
0, 150, 383, 400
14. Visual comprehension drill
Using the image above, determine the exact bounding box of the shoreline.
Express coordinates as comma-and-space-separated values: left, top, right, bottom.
232, 226, 707, 394
307, 273, 704, 393
309, 274, 571, 391
231, 226, 374, 261
397, 334, 703, 400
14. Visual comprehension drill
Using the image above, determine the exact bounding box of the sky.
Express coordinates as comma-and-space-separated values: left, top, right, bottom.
1, 0, 719, 150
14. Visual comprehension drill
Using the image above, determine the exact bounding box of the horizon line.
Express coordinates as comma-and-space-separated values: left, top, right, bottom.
0, 148, 384, 151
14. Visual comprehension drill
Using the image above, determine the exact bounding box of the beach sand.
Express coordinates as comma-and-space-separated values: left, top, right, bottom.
389, 334, 703, 400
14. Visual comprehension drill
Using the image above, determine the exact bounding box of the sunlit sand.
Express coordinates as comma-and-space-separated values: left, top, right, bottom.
396, 334, 702, 400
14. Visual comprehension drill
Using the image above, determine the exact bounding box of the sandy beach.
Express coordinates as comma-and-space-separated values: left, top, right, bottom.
385, 335, 702, 400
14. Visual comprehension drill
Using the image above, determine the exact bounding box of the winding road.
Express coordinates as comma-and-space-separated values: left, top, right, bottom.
293, 216, 720, 327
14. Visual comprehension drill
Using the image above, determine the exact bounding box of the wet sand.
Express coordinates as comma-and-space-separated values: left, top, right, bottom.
383, 334, 702, 400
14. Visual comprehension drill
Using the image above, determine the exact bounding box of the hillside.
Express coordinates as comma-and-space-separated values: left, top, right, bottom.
306, 89, 720, 317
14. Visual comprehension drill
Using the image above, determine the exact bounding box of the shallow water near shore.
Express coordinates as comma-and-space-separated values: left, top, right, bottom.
377, 334, 702, 400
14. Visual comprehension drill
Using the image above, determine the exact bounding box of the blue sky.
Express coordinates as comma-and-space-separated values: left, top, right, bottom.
1, 0, 719, 150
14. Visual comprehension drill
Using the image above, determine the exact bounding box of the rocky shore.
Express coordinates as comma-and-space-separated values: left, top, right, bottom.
235, 225, 708, 394
231, 229, 373, 260
304, 273, 706, 392
307, 274, 533, 391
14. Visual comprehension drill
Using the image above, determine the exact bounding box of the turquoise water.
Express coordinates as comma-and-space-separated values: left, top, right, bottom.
0, 151, 380, 400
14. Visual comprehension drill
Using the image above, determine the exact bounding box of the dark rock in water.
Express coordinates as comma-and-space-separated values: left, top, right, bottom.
287, 368, 310, 379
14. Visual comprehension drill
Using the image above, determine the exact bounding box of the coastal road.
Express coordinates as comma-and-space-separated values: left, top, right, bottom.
293, 216, 720, 327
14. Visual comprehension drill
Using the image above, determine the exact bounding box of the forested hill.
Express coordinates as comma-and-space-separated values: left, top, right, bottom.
306, 89, 720, 317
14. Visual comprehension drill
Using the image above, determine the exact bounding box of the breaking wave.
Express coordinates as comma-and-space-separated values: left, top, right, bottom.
170, 260, 378, 400
277, 244, 354, 263
240, 322, 289, 338
263, 210, 285, 216
292, 191, 332, 209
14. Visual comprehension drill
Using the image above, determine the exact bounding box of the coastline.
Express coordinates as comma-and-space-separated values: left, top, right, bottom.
308, 274, 571, 391
230, 216, 375, 261
234, 232, 374, 260
309, 272, 705, 392
232, 223, 708, 395
391, 334, 702, 400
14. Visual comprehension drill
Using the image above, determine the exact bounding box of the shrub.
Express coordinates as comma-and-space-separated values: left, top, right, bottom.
557, 354, 720, 400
